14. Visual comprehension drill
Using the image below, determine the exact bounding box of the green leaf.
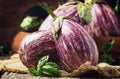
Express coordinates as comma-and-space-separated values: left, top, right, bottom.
37, 55, 49, 71
99, 53, 115, 64
99, 39, 115, 64
28, 55, 61, 77
42, 64, 61, 77
115, 0, 120, 12
77, 2, 92, 24
28, 68, 39, 76
45, 62, 60, 69
102, 39, 115, 53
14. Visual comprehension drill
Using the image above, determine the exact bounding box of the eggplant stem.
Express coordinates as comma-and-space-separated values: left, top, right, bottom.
84, 0, 104, 4
38, 3, 57, 20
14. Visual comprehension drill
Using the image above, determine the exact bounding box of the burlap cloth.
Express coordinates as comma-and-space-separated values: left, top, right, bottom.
0, 54, 120, 77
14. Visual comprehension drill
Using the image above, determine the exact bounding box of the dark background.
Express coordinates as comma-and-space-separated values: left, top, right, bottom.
0, 0, 65, 43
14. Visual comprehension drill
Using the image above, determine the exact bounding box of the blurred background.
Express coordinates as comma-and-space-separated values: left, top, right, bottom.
0, 0, 67, 43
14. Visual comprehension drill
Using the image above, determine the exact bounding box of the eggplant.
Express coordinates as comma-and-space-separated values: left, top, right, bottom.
86, 3, 120, 37
77, 0, 120, 37
52, 16, 99, 72
18, 30, 59, 68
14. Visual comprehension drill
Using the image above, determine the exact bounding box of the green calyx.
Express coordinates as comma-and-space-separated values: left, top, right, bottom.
77, 2, 92, 24
52, 16, 73, 40
77, 0, 105, 24
20, 16, 42, 31
85, 0, 104, 4
52, 16, 64, 39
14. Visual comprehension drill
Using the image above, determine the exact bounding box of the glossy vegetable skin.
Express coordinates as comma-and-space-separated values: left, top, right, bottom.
52, 17, 99, 72
82, 2, 120, 37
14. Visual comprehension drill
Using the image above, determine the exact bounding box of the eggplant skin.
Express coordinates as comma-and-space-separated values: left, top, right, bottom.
39, 4, 82, 31
18, 30, 59, 68
85, 3, 120, 37
55, 19, 99, 72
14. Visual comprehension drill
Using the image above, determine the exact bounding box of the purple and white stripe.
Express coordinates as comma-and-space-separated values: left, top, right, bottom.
18, 30, 59, 68
85, 3, 120, 37
55, 19, 99, 72
39, 3, 81, 31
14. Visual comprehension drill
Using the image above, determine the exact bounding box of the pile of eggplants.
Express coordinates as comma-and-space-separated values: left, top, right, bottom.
18, 0, 120, 73
39, 0, 120, 37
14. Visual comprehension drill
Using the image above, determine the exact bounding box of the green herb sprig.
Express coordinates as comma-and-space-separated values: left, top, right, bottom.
115, 0, 120, 13
99, 39, 115, 64
28, 55, 61, 77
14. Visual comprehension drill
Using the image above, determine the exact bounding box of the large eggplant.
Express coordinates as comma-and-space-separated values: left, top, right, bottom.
18, 30, 59, 68
77, 0, 120, 37
52, 16, 99, 72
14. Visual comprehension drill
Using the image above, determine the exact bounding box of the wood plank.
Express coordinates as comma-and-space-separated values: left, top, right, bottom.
1, 72, 45, 79
1, 72, 119, 79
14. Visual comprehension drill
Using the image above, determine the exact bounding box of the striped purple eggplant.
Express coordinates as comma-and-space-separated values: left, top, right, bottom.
18, 30, 59, 68
84, 3, 120, 37
39, 1, 83, 31
77, 0, 120, 37
52, 17, 99, 72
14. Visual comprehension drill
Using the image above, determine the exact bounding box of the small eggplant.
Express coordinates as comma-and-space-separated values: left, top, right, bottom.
18, 30, 59, 68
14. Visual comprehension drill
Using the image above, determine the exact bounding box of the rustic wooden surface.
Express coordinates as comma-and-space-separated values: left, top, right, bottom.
0, 54, 120, 79
0, 72, 119, 79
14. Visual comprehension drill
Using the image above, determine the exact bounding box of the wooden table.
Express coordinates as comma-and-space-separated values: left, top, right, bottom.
0, 72, 120, 79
